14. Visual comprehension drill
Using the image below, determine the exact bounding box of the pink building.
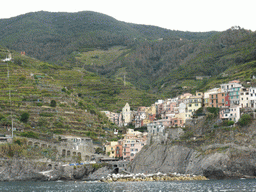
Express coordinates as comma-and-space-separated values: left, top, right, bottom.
170, 117, 184, 127
122, 129, 147, 161
219, 105, 241, 123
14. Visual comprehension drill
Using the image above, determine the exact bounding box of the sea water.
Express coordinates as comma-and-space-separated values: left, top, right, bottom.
0, 179, 255, 192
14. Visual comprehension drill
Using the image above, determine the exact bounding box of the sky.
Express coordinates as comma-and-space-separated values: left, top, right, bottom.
1, 0, 255, 32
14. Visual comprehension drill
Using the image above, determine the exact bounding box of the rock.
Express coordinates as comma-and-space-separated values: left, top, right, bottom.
83, 166, 112, 181
203, 166, 225, 179
128, 143, 256, 179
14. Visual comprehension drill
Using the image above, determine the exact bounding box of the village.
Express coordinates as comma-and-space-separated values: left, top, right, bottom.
103, 80, 256, 160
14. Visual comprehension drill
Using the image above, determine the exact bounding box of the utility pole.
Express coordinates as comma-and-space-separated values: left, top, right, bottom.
7, 62, 13, 138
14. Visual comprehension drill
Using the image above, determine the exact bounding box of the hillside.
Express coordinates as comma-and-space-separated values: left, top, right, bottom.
1, 12, 255, 100
0, 11, 217, 63
0, 47, 158, 143
75, 27, 256, 95
156, 27, 256, 96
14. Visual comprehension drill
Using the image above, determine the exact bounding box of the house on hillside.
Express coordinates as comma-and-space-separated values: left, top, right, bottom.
249, 87, 256, 109
219, 105, 240, 122
2, 53, 12, 62
240, 88, 250, 108
105, 141, 118, 158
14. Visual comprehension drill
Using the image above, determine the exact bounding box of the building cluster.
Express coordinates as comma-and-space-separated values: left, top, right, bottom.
103, 80, 256, 160
104, 129, 147, 161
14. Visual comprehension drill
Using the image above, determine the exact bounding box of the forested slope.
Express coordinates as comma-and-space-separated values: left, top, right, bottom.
1, 11, 255, 98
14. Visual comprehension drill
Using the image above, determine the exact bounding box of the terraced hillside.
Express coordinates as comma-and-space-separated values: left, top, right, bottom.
0, 50, 123, 143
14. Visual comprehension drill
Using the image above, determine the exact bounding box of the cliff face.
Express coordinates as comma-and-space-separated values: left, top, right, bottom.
128, 143, 256, 179
0, 159, 105, 181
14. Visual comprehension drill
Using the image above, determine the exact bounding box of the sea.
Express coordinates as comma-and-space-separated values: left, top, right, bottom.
0, 179, 255, 192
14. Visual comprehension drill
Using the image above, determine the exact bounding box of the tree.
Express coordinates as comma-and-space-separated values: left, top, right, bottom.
50, 100, 56, 107
238, 114, 252, 126
20, 112, 29, 123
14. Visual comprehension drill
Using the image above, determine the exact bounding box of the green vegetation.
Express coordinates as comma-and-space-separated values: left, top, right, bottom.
238, 114, 252, 126
180, 131, 194, 140
50, 100, 56, 107
207, 107, 219, 117
20, 112, 29, 123
92, 163, 108, 170
0, 137, 57, 159
20, 131, 39, 139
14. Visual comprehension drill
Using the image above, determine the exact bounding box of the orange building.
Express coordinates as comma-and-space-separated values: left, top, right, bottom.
209, 91, 225, 108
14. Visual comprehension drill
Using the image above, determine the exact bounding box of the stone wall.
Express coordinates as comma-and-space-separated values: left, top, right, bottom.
25, 137, 96, 161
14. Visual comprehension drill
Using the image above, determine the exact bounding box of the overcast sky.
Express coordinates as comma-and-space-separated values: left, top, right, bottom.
1, 0, 255, 32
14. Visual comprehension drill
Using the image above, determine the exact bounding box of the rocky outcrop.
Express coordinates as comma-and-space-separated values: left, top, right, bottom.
0, 159, 49, 181
0, 159, 110, 181
128, 143, 256, 179
84, 166, 113, 181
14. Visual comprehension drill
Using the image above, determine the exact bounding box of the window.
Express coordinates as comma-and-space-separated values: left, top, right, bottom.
131, 144, 134, 147
195, 104, 198, 106
131, 153, 134, 156
135, 149, 138, 151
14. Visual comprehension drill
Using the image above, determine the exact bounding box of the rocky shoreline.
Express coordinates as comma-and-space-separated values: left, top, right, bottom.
99, 172, 208, 183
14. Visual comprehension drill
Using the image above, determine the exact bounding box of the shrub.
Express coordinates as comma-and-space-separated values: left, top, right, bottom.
39, 113, 54, 117
180, 131, 194, 140
20, 112, 29, 123
227, 121, 234, 126
207, 107, 219, 116
50, 100, 56, 107
20, 131, 39, 139
195, 107, 203, 115
238, 114, 252, 126
36, 103, 43, 106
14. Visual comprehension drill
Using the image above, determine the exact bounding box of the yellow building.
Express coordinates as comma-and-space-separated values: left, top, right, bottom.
186, 93, 203, 118
145, 104, 156, 115
104, 141, 118, 158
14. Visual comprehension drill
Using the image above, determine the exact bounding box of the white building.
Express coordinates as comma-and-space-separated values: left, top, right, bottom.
2, 53, 12, 62
240, 88, 250, 108
122, 103, 131, 126
249, 87, 256, 109
147, 121, 165, 135
219, 105, 241, 123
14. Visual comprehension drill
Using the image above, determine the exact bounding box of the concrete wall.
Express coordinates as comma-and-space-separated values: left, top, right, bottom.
26, 138, 96, 161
